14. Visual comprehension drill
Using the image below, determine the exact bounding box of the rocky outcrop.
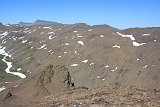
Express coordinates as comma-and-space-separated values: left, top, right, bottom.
37, 65, 74, 94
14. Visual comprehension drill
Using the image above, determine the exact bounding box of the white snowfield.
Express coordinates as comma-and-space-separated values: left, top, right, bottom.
116, 32, 146, 47
49, 35, 54, 40
100, 35, 104, 37
71, 64, 78, 66
22, 40, 27, 43
0, 31, 9, 38
133, 42, 146, 46
74, 31, 78, 33
112, 45, 120, 48
65, 43, 69, 45
77, 41, 84, 45
38, 44, 47, 49
116, 32, 135, 41
82, 60, 88, 63
111, 67, 118, 72
0, 46, 26, 78
43, 27, 53, 30
0, 86, 6, 92
142, 34, 150, 36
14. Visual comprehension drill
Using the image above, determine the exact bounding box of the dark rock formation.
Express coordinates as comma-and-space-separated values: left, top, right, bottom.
37, 65, 74, 94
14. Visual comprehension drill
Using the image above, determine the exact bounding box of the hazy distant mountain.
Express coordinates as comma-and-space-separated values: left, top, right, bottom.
18, 20, 61, 26
18, 22, 32, 26
33, 20, 60, 25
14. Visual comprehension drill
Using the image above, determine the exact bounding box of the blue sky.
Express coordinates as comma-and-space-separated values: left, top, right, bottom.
0, 0, 160, 29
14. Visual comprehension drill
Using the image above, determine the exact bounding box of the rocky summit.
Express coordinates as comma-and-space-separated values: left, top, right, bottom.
0, 21, 160, 107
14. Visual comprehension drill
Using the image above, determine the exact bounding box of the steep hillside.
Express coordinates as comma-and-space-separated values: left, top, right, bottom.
0, 22, 160, 106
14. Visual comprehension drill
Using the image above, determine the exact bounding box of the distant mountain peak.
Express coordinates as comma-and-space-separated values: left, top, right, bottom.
33, 20, 61, 25
18, 20, 61, 26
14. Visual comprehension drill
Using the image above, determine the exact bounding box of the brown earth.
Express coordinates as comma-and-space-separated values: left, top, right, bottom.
0, 23, 160, 107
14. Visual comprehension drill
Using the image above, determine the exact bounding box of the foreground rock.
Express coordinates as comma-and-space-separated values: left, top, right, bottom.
24, 85, 160, 107
0, 65, 74, 107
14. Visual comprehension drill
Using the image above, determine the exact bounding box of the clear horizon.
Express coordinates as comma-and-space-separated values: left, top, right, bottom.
0, 0, 160, 29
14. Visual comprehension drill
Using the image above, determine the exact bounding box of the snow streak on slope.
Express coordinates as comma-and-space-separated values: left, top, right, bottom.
0, 46, 26, 78
116, 32, 146, 46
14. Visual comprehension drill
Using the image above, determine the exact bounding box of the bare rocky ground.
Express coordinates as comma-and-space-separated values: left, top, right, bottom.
25, 85, 160, 107
0, 21, 160, 107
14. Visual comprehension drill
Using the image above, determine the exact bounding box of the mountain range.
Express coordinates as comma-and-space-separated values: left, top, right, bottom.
0, 20, 160, 107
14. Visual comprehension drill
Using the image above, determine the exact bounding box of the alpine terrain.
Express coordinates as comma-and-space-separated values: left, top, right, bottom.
0, 20, 160, 107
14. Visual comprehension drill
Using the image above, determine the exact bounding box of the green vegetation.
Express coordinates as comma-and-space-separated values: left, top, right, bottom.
121, 69, 128, 77
115, 82, 121, 86
138, 71, 143, 76
115, 68, 128, 80
0, 54, 4, 60
28, 37, 38, 42
117, 68, 128, 77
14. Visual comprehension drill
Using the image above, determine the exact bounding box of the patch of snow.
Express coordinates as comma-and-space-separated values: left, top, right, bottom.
0, 46, 26, 78
100, 35, 104, 37
71, 64, 78, 66
111, 67, 118, 72
38, 44, 47, 49
137, 58, 140, 61
17, 68, 21, 71
112, 45, 120, 48
78, 41, 84, 45
90, 63, 94, 65
58, 56, 61, 58
116, 32, 135, 41
43, 27, 53, 30
39, 41, 45, 43
88, 29, 93, 32
1, 39, 6, 44
152, 65, 155, 66
65, 43, 69, 45
14, 85, 19, 88
77, 35, 83, 38
48, 32, 55, 34
75, 51, 77, 54
40, 32, 44, 34
74, 31, 78, 33
22, 40, 27, 43
48, 50, 52, 53
105, 65, 109, 68
24, 28, 29, 30
18, 36, 24, 40
133, 42, 146, 46
31, 47, 33, 49
142, 34, 150, 36
97, 76, 100, 78
154, 40, 157, 41
12, 31, 19, 33
112, 33, 115, 34
63, 52, 67, 54
29, 41, 33, 44
65, 37, 68, 38
43, 47, 47, 50
143, 65, 148, 68
102, 78, 105, 81
25, 57, 31, 60
0, 86, 6, 92
49, 35, 54, 40
82, 60, 88, 63
0, 31, 9, 38
12, 37, 16, 41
